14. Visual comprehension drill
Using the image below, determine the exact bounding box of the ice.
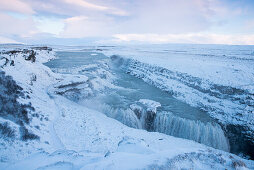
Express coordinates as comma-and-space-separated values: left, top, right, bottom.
138, 99, 161, 113
109, 52, 254, 132
0, 44, 253, 169
129, 99, 161, 131
154, 111, 229, 151
128, 99, 229, 151
83, 96, 229, 152
46, 49, 252, 156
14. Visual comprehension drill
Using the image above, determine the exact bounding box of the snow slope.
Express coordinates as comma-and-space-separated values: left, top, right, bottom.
0, 45, 253, 169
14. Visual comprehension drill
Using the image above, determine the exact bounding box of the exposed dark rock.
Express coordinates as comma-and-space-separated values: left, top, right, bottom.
31, 46, 52, 51
3, 50, 22, 56
0, 71, 38, 140
19, 125, 39, 141
57, 82, 85, 89
145, 110, 156, 131
10, 60, 14, 66
131, 107, 142, 119
1, 57, 9, 67
130, 102, 158, 131
25, 50, 36, 63
0, 122, 15, 138
225, 124, 254, 159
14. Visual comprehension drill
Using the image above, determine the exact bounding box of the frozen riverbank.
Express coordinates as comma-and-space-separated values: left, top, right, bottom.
0, 44, 253, 169
46, 48, 253, 158
101, 45, 254, 130
98, 44, 254, 157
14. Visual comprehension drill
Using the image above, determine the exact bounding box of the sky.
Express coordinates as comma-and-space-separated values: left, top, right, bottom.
0, 0, 254, 45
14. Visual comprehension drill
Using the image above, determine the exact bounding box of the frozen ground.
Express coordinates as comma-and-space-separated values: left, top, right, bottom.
0, 44, 253, 169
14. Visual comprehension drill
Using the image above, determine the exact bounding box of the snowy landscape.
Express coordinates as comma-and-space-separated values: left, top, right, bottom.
0, 44, 253, 169
1, 0, 254, 169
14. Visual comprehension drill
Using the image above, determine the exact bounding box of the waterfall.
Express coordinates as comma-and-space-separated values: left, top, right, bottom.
154, 111, 230, 151
85, 100, 230, 152
83, 102, 142, 129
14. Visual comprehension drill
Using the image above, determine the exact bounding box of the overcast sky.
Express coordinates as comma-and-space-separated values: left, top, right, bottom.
0, 0, 254, 45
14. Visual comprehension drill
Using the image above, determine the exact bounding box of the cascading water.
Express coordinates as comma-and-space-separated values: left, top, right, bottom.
82, 98, 229, 151
95, 103, 142, 129
154, 111, 229, 151
45, 50, 231, 154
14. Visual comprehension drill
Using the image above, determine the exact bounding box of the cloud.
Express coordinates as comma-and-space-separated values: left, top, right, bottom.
0, 13, 37, 37
0, 0, 34, 14
245, 19, 254, 30
64, 0, 108, 11
60, 15, 115, 38
33, 16, 65, 35
21, 0, 128, 17
60, 0, 216, 38
119, 0, 217, 34
0, 0, 254, 45
64, 0, 128, 16
113, 33, 254, 45
60, 0, 229, 39
0, 36, 20, 44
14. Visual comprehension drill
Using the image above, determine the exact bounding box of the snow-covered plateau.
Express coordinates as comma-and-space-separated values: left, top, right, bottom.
0, 44, 253, 169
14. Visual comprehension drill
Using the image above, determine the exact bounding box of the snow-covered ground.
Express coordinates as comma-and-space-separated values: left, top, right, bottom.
0, 44, 254, 169
99, 45, 254, 133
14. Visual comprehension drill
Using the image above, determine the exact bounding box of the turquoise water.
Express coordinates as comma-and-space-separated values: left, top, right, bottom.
45, 51, 229, 151
45, 51, 212, 122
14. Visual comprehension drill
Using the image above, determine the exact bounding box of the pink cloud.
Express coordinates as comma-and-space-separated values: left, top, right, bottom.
64, 0, 108, 11
0, 0, 34, 14
0, 36, 20, 44
0, 13, 37, 37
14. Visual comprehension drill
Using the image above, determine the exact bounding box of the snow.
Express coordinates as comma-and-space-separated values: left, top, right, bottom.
138, 99, 161, 112
0, 45, 253, 169
103, 44, 254, 89
106, 44, 254, 133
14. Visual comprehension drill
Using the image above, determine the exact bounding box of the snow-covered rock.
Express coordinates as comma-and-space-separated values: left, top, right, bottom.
130, 99, 161, 131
